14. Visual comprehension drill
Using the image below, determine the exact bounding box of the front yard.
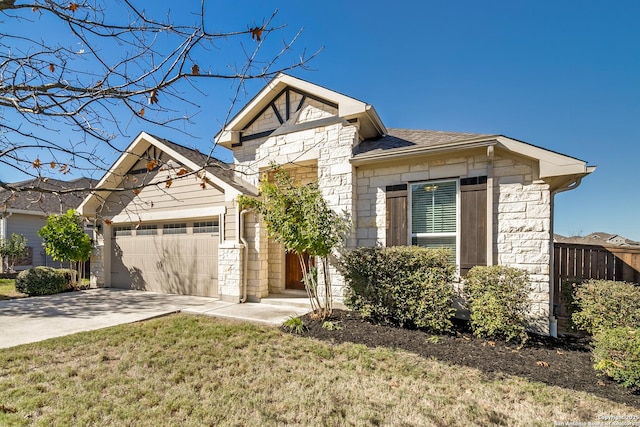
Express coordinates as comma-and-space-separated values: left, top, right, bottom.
0, 314, 637, 426
0, 279, 25, 300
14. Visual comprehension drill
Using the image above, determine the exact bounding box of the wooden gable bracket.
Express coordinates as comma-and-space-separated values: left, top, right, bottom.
234, 87, 339, 146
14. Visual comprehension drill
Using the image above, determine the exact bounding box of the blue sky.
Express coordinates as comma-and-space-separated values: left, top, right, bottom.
3, 1, 639, 240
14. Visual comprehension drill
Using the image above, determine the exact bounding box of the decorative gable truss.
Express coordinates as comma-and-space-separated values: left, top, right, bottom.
237, 87, 339, 145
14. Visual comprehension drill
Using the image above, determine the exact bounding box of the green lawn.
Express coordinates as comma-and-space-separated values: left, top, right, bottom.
0, 314, 636, 426
0, 278, 25, 300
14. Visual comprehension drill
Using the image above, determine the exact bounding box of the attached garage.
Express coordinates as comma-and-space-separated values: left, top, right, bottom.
111, 220, 219, 297
77, 132, 256, 300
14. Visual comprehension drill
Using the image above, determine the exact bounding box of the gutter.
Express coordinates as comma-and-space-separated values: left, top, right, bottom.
351, 139, 498, 166
238, 208, 252, 303
547, 168, 596, 337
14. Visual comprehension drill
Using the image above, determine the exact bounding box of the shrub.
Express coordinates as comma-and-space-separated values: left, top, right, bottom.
340, 246, 456, 333
559, 279, 583, 331
15, 266, 69, 296
593, 327, 640, 388
464, 266, 531, 344
282, 316, 306, 334
571, 280, 640, 335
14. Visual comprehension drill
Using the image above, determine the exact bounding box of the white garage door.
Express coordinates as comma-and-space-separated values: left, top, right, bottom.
111, 221, 218, 297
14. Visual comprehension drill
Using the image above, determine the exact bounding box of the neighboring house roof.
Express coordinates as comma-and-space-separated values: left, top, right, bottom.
555, 232, 640, 246
78, 132, 256, 216
0, 177, 97, 215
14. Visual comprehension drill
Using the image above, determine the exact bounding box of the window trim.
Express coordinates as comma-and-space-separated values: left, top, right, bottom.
135, 224, 157, 236
193, 220, 219, 234
113, 225, 132, 237
408, 178, 460, 266
162, 222, 187, 235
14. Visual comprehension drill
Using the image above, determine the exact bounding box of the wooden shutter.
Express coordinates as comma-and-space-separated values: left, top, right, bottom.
386, 184, 407, 247
460, 176, 487, 276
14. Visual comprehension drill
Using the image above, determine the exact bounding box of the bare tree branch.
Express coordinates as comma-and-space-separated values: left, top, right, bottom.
0, 0, 320, 203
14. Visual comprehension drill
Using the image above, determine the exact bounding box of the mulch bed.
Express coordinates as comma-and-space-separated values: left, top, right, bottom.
292, 309, 640, 408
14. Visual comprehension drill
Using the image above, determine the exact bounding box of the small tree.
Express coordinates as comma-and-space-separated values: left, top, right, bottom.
0, 233, 27, 272
38, 209, 91, 285
239, 166, 350, 317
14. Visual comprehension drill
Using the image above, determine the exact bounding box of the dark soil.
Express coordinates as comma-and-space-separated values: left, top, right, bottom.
294, 310, 640, 408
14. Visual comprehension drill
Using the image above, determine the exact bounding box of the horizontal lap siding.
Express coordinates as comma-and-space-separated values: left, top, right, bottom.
101, 172, 226, 219
7, 214, 55, 267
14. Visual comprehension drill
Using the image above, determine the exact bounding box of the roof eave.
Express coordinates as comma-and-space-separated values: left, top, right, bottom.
351, 138, 499, 166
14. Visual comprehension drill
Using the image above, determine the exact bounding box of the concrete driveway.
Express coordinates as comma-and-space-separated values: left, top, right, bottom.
0, 288, 309, 349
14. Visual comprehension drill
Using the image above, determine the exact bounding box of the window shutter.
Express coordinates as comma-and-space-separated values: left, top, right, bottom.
460, 177, 487, 276
386, 184, 407, 247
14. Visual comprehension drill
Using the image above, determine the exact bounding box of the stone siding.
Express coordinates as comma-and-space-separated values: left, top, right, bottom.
232, 120, 357, 301
218, 242, 243, 302
354, 150, 551, 333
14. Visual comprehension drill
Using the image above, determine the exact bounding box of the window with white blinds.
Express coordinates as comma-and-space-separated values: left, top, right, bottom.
410, 180, 458, 255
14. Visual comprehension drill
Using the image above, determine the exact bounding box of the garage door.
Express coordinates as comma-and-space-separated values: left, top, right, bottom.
110, 221, 218, 297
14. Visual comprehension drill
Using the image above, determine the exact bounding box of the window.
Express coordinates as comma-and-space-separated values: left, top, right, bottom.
193, 220, 219, 234
113, 226, 132, 237
410, 180, 458, 257
136, 224, 157, 236
163, 223, 187, 235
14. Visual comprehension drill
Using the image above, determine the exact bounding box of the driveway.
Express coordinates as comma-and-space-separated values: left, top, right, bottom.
0, 288, 311, 349
0, 288, 229, 349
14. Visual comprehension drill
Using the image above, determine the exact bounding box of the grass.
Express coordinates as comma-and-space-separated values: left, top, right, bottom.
0, 314, 637, 426
0, 278, 25, 300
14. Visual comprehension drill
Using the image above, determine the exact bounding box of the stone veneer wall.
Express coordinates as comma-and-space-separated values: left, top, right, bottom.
218, 242, 243, 302
90, 243, 104, 288
354, 150, 551, 333
232, 120, 357, 302
495, 159, 551, 333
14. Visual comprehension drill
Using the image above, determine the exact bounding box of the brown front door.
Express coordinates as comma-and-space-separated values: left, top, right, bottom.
285, 251, 314, 290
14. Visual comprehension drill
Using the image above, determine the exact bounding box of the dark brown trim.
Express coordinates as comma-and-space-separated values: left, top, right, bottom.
296, 95, 307, 112
285, 89, 291, 121
240, 130, 275, 142
271, 103, 284, 125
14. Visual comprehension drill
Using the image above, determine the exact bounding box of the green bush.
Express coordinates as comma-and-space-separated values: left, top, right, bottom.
571, 280, 640, 335
464, 266, 531, 344
340, 246, 456, 333
593, 327, 640, 388
15, 266, 70, 296
559, 279, 583, 331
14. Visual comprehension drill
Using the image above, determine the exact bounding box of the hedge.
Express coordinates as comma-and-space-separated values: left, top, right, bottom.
340, 246, 456, 332
571, 280, 640, 335
464, 265, 531, 344
15, 266, 70, 296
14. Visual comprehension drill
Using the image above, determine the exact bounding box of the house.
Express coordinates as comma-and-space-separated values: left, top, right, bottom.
78, 74, 595, 334
0, 177, 96, 272
555, 232, 639, 247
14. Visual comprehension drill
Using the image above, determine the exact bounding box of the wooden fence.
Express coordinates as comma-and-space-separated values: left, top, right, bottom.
553, 243, 640, 318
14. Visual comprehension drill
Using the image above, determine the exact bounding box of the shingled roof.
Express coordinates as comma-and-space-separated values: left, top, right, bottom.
354, 128, 497, 158
0, 177, 97, 214
148, 134, 257, 195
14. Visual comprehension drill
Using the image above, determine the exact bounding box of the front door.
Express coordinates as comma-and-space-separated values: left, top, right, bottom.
285, 251, 314, 290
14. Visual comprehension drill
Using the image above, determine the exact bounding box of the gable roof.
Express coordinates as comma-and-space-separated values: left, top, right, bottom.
78, 132, 256, 216
0, 177, 97, 215
354, 128, 497, 157
353, 128, 595, 186
216, 73, 386, 147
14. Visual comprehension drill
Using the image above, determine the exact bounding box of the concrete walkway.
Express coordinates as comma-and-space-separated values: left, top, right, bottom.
0, 288, 310, 349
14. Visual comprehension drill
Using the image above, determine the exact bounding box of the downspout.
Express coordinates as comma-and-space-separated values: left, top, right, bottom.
239, 208, 252, 303
548, 175, 588, 338
486, 146, 494, 266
